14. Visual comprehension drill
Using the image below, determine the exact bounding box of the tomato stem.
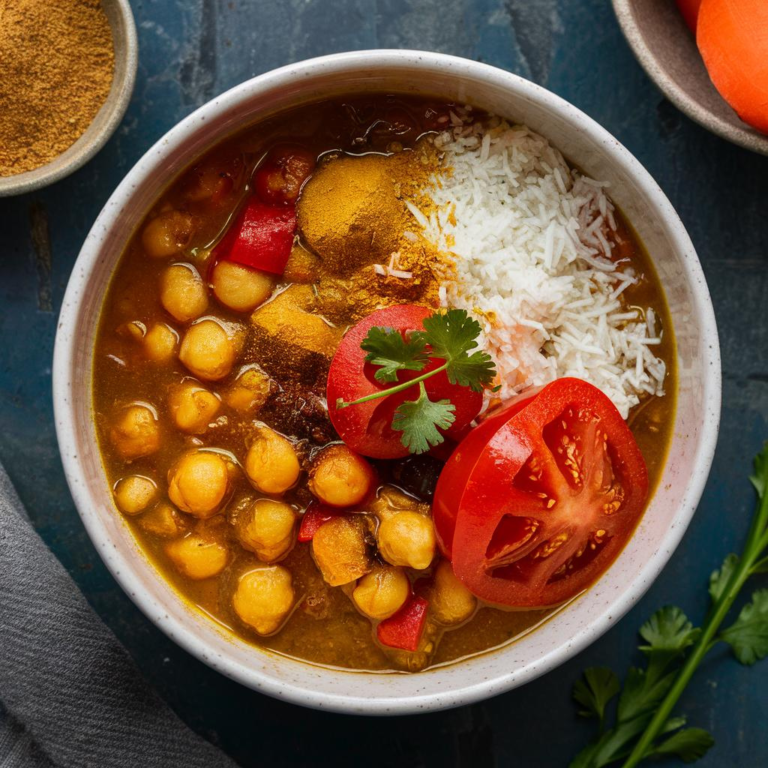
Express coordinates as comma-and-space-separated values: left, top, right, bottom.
335, 362, 449, 410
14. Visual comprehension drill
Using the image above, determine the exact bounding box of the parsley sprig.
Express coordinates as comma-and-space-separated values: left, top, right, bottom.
335, 309, 496, 454
571, 443, 768, 767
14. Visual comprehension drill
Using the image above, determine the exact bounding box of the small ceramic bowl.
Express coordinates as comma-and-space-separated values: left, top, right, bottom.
0, 0, 138, 197
612, 0, 768, 156
53, 51, 721, 714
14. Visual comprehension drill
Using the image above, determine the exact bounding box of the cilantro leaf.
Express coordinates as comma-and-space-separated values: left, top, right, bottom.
653, 728, 715, 763
617, 666, 678, 724
446, 348, 498, 391
709, 553, 739, 603
391, 382, 456, 454
659, 716, 688, 735
573, 667, 620, 727
720, 589, 768, 665
419, 308, 482, 358
361, 326, 428, 383
418, 309, 496, 391
639, 606, 700, 658
569, 718, 648, 768
569, 445, 768, 768
615, 608, 698, 726
341, 309, 496, 454
750, 442, 768, 497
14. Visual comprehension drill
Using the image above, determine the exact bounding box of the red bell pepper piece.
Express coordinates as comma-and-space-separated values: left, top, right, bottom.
213, 196, 296, 275
376, 596, 429, 652
297, 502, 343, 542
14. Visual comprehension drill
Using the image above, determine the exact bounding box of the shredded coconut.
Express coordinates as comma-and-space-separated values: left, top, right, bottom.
416, 117, 666, 418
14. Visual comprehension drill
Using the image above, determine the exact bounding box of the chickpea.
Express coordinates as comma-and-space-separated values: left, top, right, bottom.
211, 260, 275, 313
244, 426, 300, 495
378, 511, 436, 570
431, 560, 477, 626
166, 534, 228, 580
224, 367, 271, 415
369, 485, 430, 523
116, 320, 145, 343
233, 566, 294, 635
179, 319, 238, 381
109, 404, 160, 460
139, 502, 186, 538
235, 499, 296, 563
143, 323, 177, 362
254, 146, 315, 205
142, 210, 195, 258
168, 381, 220, 434
114, 475, 157, 515
308, 444, 374, 508
168, 450, 230, 518
160, 263, 208, 323
352, 566, 409, 620
185, 162, 233, 202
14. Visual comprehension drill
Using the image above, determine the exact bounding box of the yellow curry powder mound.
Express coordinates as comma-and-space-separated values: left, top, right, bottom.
0, 0, 115, 177
297, 139, 449, 322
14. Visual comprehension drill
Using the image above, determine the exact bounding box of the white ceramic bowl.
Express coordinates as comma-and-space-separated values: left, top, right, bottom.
53, 50, 721, 715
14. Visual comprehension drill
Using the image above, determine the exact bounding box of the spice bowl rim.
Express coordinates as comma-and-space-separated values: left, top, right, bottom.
52, 50, 721, 714
0, 0, 138, 197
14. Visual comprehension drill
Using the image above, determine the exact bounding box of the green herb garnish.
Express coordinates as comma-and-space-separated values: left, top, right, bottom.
335, 309, 496, 454
392, 381, 456, 455
570, 443, 768, 767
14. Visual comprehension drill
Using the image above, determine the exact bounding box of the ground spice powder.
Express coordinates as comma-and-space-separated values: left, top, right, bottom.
0, 0, 115, 177
297, 139, 448, 322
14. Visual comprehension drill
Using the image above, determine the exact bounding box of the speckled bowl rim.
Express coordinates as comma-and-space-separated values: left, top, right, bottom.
0, 0, 138, 197
53, 50, 721, 715
611, 0, 768, 157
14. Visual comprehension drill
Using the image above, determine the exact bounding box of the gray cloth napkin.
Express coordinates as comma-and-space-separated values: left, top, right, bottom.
0, 463, 239, 768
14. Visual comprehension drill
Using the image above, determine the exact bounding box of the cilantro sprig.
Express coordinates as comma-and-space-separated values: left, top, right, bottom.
335, 309, 496, 454
570, 443, 768, 767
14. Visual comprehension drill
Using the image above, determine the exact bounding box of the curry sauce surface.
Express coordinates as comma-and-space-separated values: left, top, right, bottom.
92, 95, 676, 671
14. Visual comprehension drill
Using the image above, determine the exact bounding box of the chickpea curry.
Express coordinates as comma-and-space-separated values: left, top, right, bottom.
93, 96, 676, 672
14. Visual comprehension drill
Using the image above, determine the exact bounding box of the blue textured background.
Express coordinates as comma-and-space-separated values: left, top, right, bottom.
1, 1, 767, 765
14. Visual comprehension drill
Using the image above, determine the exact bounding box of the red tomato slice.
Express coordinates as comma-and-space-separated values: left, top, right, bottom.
376, 596, 429, 651
326, 305, 483, 459
433, 378, 649, 608
297, 502, 343, 542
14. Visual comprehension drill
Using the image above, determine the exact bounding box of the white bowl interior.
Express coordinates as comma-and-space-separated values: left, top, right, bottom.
54, 51, 720, 714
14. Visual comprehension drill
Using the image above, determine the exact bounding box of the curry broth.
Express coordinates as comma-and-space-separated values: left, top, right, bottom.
92, 95, 676, 672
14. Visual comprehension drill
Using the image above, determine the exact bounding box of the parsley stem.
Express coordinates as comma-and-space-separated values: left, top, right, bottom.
622, 461, 768, 768
335, 362, 449, 409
